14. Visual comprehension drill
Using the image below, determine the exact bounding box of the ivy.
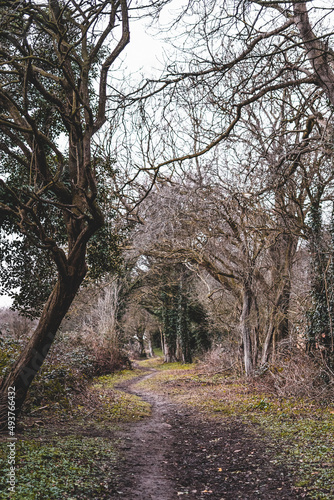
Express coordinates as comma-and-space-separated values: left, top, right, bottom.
159, 265, 211, 363
306, 201, 334, 365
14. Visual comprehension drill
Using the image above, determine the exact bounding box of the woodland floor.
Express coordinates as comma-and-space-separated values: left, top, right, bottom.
1, 358, 333, 499
110, 368, 310, 500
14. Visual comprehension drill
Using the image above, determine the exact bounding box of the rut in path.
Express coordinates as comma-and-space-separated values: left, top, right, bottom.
110, 370, 309, 500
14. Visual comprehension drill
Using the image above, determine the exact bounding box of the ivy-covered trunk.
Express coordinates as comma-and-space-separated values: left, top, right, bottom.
161, 292, 177, 363
0, 246, 87, 427
177, 284, 192, 364
307, 200, 334, 366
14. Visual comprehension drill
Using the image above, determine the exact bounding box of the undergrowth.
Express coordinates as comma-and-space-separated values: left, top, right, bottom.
0, 435, 117, 499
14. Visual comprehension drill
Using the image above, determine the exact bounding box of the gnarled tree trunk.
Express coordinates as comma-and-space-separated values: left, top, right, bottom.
0, 246, 87, 427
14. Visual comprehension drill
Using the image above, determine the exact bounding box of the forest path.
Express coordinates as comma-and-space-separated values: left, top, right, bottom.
110, 368, 309, 500
112, 369, 177, 499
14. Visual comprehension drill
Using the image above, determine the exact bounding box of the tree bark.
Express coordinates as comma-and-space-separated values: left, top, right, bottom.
0, 247, 87, 427
163, 336, 176, 363
0, 0, 130, 431
147, 334, 154, 358
240, 281, 253, 377
136, 326, 147, 358
294, 3, 334, 106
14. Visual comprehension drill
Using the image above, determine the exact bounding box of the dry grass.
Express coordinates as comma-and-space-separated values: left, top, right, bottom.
198, 342, 334, 402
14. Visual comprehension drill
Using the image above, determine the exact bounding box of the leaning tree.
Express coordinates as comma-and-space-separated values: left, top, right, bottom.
0, 0, 135, 425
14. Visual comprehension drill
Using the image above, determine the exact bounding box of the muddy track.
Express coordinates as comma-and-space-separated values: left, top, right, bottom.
110, 370, 309, 500
111, 370, 177, 500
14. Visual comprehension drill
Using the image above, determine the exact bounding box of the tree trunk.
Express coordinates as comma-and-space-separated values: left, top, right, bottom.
163, 329, 177, 363
136, 327, 147, 358
160, 326, 165, 357
175, 335, 182, 362
147, 334, 154, 358
240, 281, 253, 377
251, 295, 260, 368
261, 234, 297, 364
161, 296, 177, 363
0, 251, 87, 428
294, 3, 334, 106
261, 281, 291, 365
163, 337, 176, 363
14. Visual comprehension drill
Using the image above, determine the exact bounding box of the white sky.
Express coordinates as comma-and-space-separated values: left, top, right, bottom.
0, 296, 13, 308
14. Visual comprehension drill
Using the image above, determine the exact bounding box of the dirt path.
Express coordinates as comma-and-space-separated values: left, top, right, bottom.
111, 370, 309, 500
112, 371, 177, 499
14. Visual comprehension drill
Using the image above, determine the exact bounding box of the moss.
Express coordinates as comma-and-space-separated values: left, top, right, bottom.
93, 368, 145, 388
136, 356, 165, 369
136, 356, 197, 371
153, 361, 197, 371
92, 390, 151, 423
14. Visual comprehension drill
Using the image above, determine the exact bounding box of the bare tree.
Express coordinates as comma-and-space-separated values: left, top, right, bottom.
118, 0, 334, 370
112, 1, 334, 205
133, 178, 277, 375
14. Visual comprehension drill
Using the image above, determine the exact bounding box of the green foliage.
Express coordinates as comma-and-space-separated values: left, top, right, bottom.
86, 226, 123, 282
0, 236, 58, 318
0, 436, 117, 499
0, 215, 123, 318
86, 155, 125, 282
0, 1, 125, 319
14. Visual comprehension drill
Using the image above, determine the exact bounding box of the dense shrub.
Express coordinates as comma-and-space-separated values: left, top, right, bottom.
0, 309, 131, 413
253, 344, 334, 400
200, 342, 242, 376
